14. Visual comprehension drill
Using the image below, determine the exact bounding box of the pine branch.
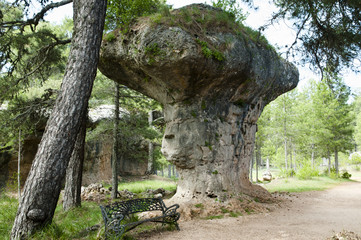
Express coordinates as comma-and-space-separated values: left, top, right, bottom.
1, 0, 73, 30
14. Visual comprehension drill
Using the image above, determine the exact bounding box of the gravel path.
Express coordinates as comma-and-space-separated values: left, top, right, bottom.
145, 178, 361, 240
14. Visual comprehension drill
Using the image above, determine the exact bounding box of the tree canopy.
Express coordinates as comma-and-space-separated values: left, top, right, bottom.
252, 0, 361, 79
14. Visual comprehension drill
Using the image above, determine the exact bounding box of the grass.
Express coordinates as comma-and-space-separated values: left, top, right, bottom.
0, 194, 102, 240
1, 171, 359, 239
263, 176, 350, 193
0, 194, 18, 239
117, 179, 177, 194
0, 179, 177, 240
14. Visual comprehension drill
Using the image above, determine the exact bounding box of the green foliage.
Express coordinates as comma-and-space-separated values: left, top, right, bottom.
0, 196, 102, 240
104, 32, 116, 42
195, 39, 225, 61
257, 78, 354, 177
278, 168, 295, 178
341, 170, 352, 179
195, 203, 204, 209
268, 0, 361, 77
144, 42, 165, 65
116, 180, 177, 194
212, 0, 247, 24
349, 152, 361, 165
0, 89, 56, 149
0, 5, 70, 103
205, 215, 224, 220
0, 195, 18, 238
105, 0, 165, 32
296, 163, 319, 180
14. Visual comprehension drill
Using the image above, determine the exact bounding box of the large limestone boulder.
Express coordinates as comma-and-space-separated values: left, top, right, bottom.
98, 4, 298, 202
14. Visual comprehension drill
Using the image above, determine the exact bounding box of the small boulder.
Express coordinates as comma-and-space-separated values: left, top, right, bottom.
262, 172, 272, 182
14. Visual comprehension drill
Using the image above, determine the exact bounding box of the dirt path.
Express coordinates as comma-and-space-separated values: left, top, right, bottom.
146, 179, 361, 240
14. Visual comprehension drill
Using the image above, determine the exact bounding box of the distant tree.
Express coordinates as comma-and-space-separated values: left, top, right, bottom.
311, 79, 354, 175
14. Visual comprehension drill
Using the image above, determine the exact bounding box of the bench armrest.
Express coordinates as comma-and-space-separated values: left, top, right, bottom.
164, 203, 180, 215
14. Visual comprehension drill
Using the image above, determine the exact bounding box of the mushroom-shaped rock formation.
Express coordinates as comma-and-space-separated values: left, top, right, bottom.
99, 4, 299, 202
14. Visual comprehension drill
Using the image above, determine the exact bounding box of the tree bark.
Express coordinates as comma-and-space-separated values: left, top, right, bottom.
148, 110, 154, 174
18, 129, 22, 199
250, 152, 254, 183
112, 82, 120, 199
311, 143, 315, 168
10, 1, 106, 238
335, 149, 339, 175
328, 150, 331, 175
63, 113, 87, 211
283, 96, 288, 170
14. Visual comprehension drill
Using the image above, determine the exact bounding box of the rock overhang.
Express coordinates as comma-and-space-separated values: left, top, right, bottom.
98, 3, 299, 106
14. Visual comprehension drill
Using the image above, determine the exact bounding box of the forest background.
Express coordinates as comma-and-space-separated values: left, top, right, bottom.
1, 0, 361, 188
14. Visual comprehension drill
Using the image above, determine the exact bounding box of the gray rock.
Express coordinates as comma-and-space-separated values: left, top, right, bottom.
263, 171, 272, 182
99, 4, 298, 202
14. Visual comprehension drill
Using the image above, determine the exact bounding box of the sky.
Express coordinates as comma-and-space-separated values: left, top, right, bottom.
44, 0, 360, 93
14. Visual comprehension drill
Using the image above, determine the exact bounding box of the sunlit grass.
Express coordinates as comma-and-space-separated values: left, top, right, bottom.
117, 180, 177, 193
263, 176, 350, 193
0, 194, 18, 240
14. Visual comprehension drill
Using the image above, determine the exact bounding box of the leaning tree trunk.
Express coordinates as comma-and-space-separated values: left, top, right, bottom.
10, 1, 106, 238
112, 82, 120, 199
63, 113, 87, 211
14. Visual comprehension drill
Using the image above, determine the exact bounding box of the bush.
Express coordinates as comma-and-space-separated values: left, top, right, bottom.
341, 170, 352, 179
323, 166, 339, 179
296, 164, 319, 180
350, 152, 361, 165
278, 168, 295, 178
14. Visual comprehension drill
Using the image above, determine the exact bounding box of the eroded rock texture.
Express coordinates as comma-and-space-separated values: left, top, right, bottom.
99, 4, 299, 202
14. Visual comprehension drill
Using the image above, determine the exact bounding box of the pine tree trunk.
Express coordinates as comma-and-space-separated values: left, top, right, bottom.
112, 82, 120, 199
311, 143, 315, 168
334, 149, 339, 175
250, 152, 254, 183
283, 96, 288, 170
168, 164, 172, 178
10, 1, 106, 238
328, 150, 331, 175
18, 129, 22, 199
63, 114, 86, 211
148, 110, 154, 174
284, 139, 288, 169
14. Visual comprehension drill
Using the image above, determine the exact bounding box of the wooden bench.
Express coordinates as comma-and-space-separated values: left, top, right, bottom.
100, 198, 180, 239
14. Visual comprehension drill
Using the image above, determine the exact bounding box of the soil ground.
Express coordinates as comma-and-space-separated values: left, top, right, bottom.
143, 177, 361, 240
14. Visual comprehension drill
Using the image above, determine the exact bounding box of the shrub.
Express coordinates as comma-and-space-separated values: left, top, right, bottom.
323, 166, 339, 179
341, 170, 352, 179
296, 164, 319, 180
278, 168, 295, 178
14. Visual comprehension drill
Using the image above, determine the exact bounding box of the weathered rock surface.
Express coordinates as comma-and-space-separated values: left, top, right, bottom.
98, 4, 299, 202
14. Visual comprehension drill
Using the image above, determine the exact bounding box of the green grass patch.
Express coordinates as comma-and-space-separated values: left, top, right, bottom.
195, 203, 204, 209
205, 215, 224, 220
117, 180, 177, 193
263, 176, 350, 193
229, 211, 242, 217
0, 194, 18, 239
0, 195, 102, 240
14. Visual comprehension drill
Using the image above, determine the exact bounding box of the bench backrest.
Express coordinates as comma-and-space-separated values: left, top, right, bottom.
101, 198, 166, 220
